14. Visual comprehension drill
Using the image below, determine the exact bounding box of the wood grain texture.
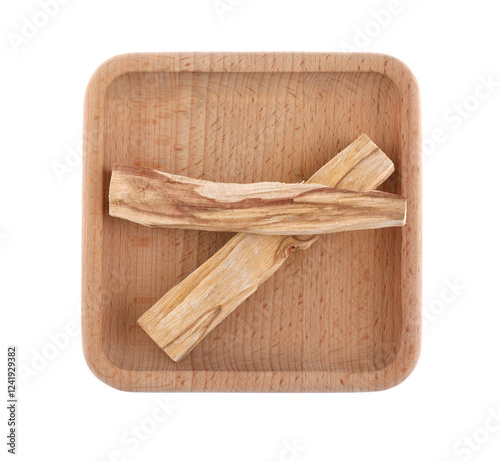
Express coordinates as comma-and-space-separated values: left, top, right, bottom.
138, 135, 397, 361
82, 52, 421, 392
109, 163, 407, 235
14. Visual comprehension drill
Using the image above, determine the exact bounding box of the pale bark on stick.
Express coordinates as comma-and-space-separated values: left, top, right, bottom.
109, 165, 406, 235
138, 135, 396, 362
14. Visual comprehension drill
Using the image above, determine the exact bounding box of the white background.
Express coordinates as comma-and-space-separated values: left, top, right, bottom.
1, 1, 500, 461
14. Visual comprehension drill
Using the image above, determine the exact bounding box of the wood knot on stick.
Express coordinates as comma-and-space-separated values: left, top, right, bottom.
283, 245, 297, 259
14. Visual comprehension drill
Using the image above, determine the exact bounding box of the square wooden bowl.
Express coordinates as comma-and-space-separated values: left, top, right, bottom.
82, 52, 421, 392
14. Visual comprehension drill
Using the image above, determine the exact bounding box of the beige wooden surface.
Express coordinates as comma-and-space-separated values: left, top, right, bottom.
137, 135, 398, 362
82, 52, 421, 392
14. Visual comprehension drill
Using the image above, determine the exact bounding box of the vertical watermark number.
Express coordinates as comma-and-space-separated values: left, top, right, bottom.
7, 346, 17, 455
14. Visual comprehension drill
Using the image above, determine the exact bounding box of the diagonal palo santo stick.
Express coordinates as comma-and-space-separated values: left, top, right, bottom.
138, 135, 397, 362
109, 165, 406, 235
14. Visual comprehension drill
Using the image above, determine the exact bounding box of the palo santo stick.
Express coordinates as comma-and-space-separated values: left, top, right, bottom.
138, 135, 396, 362
109, 165, 406, 235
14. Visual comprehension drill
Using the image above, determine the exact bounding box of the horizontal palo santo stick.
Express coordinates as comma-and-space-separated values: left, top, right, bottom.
109, 165, 406, 235
138, 134, 396, 362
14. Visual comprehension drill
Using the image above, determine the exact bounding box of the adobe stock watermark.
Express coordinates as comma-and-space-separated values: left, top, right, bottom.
422, 278, 466, 332
213, 0, 244, 21
423, 74, 500, 162
443, 405, 500, 462
6, 0, 72, 53
269, 438, 306, 462
339, 0, 415, 51
0, 232, 8, 245
101, 398, 180, 462
19, 303, 81, 386
52, 138, 82, 182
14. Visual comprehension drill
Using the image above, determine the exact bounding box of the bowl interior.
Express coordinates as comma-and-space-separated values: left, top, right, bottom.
100, 70, 403, 373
